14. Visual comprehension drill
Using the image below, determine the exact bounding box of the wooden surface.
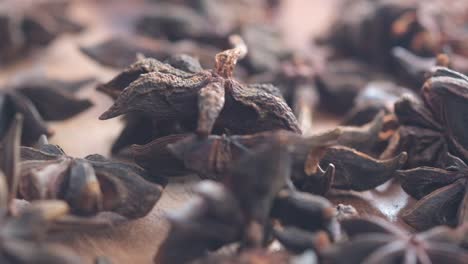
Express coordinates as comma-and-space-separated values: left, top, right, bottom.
1, 1, 414, 263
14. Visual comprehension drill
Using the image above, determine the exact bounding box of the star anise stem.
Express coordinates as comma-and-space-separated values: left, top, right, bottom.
215, 35, 248, 78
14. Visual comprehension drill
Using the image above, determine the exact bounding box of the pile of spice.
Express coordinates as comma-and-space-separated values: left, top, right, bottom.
0, 0, 467, 263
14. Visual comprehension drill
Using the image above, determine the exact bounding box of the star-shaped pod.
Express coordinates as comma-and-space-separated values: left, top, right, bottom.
132, 120, 406, 195
95, 54, 206, 155
98, 36, 300, 141
0, 77, 94, 145
397, 152, 468, 230
132, 129, 338, 181
309, 146, 407, 192
323, 217, 468, 264
387, 67, 468, 167
320, 0, 468, 73
0, 114, 82, 263
155, 141, 337, 263
0, 0, 83, 63
18, 136, 162, 228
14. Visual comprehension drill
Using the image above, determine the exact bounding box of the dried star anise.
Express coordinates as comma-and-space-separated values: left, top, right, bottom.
0, 0, 83, 63
0, 76, 94, 146
320, 0, 468, 73
0, 114, 82, 263
302, 146, 407, 193
155, 141, 337, 263
323, 217, 468, 264
132, 119, 406, 196
98, 36, 300, 153
154, 181, 243, 264
95, 54, 206, 155
397, 152, 468, 230
132, 129, 338, 181
80, 35, 219, 69
384, 67, 468, 167
17, 136, 163, 228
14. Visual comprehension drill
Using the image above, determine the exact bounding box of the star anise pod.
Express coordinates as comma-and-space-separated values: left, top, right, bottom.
301, 146, 407, 194
80, 35, 219, 69
17, 136, 163, 229
323, 216, 468, 264
320, 0, 468, 73
397, 152, 468, 230
132, 129, 338, 181
384, 67, 468, 167
0, 76, 94, 146
0, 114, 82, 263
156, 141, 337, 263
154, 180, 243, 264
0, 0, 83, 63
132, 121, 407, 195
98, 36, 300, 146
95, 54, 206, 155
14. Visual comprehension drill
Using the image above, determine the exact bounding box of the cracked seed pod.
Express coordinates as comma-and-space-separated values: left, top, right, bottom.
0, 0, 83, 63
18, 136, 163, 229
0, 114, 82, 263
0, 77, 94, 146
98, 36, 300, 145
